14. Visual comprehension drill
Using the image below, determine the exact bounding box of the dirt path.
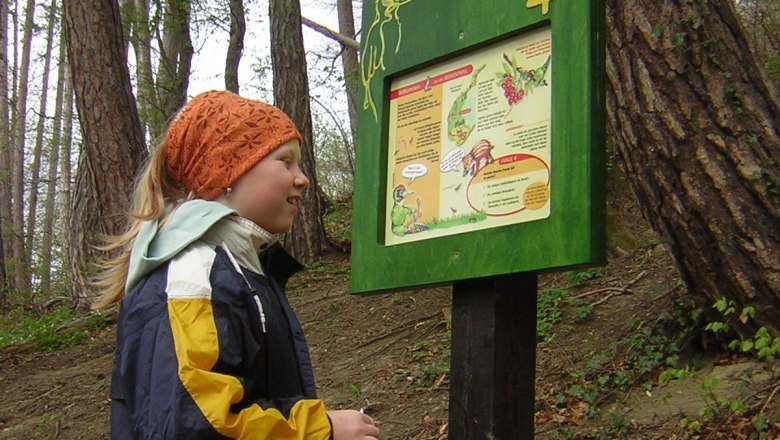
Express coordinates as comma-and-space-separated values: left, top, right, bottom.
1, 244, 776, 439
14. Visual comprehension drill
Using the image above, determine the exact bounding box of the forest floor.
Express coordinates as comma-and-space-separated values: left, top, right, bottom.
1, 186, 778, 439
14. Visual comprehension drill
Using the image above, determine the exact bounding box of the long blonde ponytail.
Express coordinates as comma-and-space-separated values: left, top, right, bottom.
91, 141, 188, 309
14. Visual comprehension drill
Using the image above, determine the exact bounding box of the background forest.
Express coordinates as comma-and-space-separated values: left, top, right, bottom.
0, 0, 779, 438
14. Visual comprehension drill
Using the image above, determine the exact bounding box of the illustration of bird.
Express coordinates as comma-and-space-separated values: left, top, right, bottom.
529, 55, 551, 87
390, 184, 427, 236
501, 53, 551, 91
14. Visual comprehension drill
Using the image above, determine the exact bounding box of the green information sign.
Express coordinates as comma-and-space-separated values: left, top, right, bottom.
352, 0, 606, 294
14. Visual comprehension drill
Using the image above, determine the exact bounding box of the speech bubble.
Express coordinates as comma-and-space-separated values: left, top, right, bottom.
440, 148, 465, 173
402, 163, 428, 182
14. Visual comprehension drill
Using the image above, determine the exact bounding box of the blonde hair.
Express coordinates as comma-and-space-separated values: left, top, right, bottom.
91, 141, 190, 309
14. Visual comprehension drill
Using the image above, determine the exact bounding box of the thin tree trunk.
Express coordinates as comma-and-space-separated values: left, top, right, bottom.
57, 70, 75, 293
63, 0, 147, 308
0, 216, 5, 304
606, 0, 780, 336
0, 0, 12, 301
25, 0, 59, 276
269, 0, 327, 261
225, 0, 245, 93
337, 0, 359, 159
156, 0, 193, 121
127, 0, 161, 140
40, 21, 68, 296
10, 0, 36, 298
9, 1, 18, 152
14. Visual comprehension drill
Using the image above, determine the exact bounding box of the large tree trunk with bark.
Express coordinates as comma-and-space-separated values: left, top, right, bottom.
63, 0, 147, 307
606, 0, 780, 337
269, 0, 327, 261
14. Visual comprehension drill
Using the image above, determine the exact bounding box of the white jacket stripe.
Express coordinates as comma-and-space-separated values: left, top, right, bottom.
166, 243, 216, 299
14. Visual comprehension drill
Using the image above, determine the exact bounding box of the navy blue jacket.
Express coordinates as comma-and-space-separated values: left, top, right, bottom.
110, 242, 331, 439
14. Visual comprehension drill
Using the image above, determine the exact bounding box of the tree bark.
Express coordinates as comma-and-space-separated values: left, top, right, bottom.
269, 0, 327, 261
225, 0, 246, 93
606, 0, 780, 336
63, 0, 147, 307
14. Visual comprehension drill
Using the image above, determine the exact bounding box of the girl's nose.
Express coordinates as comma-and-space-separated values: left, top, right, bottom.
295, 170, 310, 189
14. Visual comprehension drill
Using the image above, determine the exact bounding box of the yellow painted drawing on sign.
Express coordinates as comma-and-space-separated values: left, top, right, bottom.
526, 0, 552, 15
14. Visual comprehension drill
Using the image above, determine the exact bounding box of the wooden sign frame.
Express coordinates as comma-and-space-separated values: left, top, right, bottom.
352, 0, 606, 294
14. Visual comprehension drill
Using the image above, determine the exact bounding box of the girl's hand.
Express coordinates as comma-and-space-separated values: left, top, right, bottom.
327, 409, 380, 440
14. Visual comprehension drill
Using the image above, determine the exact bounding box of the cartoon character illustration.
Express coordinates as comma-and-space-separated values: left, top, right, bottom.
462, 139, 496, 177
390, 184, 427, 236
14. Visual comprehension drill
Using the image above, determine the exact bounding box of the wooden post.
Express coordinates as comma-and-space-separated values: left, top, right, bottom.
449, 272, 538, 439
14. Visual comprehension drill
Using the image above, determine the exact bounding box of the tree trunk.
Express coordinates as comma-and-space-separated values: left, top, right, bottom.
11, 0, 36, 298
40, 22, 68, 297
337, 0, 359, 155
225, 0, 245, 93
25, 0, 59, 277
0, 215, 5, 305
269, 0, 327, 261
126, 0, 162, 140
156, 0, 193, 120
0, 0, 12, 301
606, 0, 780, 337
57, 69, 75, 294
63, 0, 147, 308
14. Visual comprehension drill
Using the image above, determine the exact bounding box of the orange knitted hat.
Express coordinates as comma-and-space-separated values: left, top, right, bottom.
165, 90, 303, 200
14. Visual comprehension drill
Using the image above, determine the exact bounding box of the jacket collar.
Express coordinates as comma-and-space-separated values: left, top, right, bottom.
259, 242, 305, 287
201, 216, 276, 275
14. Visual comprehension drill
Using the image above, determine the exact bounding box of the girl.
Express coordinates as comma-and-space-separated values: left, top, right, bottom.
94, 90, 379, 440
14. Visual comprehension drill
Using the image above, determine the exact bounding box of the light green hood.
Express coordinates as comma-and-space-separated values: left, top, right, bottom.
125, 199, 236, 293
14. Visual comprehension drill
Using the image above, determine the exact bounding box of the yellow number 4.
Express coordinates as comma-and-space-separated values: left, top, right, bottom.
526, 0, 552, 15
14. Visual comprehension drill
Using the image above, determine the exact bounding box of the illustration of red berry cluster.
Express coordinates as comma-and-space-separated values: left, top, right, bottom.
501, 73, 526, 105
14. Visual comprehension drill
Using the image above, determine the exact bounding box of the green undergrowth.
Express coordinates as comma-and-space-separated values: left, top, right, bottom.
661, 299, 780, 438
536, 268, 604, 345
0, 306, 109, 352
323, 196, 353, 244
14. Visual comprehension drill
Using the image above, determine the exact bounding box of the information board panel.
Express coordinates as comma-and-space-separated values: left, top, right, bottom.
352, 0, 605, 294
386, 27, 552, 245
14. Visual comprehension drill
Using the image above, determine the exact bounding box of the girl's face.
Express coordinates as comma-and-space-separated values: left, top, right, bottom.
218, 140, 309, 234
